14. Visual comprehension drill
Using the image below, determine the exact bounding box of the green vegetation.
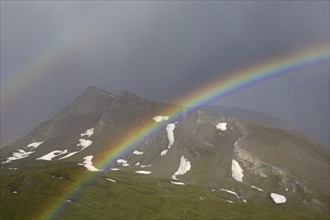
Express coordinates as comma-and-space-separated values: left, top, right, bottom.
1, 161, 329, 220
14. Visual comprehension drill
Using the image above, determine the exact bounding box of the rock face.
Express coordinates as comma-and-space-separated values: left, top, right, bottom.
1, 86, 329, 212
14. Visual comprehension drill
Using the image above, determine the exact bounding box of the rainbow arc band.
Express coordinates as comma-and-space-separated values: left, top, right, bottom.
35, 44, 329, 219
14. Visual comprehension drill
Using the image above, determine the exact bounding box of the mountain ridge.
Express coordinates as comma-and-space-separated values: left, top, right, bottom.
199, 105, 291, 130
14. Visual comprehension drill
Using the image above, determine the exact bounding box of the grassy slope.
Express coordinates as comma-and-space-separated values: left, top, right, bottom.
1, 161, 329, 220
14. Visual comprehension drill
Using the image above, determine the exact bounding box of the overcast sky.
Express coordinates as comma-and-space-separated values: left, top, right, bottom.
1, 1, 329, 145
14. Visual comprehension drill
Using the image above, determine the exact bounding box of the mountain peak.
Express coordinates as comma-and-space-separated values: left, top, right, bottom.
117, 90, 143, 103
83, 86, 115, 97
119, 90, 140, 98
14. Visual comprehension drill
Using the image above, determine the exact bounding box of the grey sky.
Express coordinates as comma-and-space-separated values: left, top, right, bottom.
1, 1, 329, 145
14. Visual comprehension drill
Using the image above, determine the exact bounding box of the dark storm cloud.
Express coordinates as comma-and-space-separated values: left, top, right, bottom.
1, 1, 329, 145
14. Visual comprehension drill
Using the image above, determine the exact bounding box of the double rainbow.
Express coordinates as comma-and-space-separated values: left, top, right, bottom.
35, 43, 329, 219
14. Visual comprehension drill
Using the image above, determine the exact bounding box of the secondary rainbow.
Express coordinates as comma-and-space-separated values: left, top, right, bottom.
1, 11, 103, 106
40, 43, 329, 219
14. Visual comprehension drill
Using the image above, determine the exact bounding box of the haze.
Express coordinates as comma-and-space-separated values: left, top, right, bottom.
1, 1, 329, 146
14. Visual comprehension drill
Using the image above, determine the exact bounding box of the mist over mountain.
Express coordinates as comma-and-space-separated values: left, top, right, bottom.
1, 86, 329, 219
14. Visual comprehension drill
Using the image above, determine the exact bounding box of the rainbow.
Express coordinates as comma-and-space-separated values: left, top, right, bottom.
0, 12, 102, 106
38, 43, 329, 219
1, 26, 82, 106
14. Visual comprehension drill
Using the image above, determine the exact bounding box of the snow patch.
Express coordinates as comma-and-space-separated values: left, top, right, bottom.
2, 141, 45, 164
81, 128, 94, 137
220, 189, 240, 199
2, 149, 34, 164
59, 137, 93, 160
106, 178, 116, 183
117, 159, 129, 167
251, 185, 264, 192
270, 193, 287, 204
140, 164, 151, 168
8, 168, 18, 170
166, 123, 176, 148
172, 155, 191, 180
226, 200, 234, 204
26, 141, 44, 149
58, 152, 78, 160
135, 170, 151, 174
216, 123, 227, 131
135, 162, 140, 166
160, 149, 168, 156
153, 115, 169, 122
161, 123, 176, 157
78, 156, 102, 172
133, 150, 143, 155
110, 168, 120, 171
18, 149, 34, 156
37, 149, 68, 161
77, 139, 92, 149
171, 181, 185, 185
221, 188, 247, 202
231, 159, 244, 182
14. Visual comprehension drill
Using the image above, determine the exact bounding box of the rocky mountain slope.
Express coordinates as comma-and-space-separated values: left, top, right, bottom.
1, 86, 329, 219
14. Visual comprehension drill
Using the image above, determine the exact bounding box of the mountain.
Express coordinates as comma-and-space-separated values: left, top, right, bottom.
199, 105, 291, 129
1, 86, 329, 219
